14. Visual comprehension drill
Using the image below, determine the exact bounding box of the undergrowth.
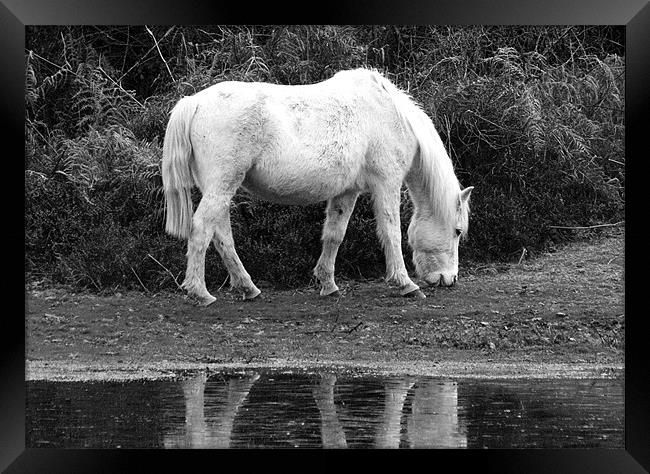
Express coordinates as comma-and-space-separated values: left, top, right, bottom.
25, 26, 625, 291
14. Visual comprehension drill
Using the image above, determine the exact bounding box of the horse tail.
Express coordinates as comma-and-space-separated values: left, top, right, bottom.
162, 95, 199, 240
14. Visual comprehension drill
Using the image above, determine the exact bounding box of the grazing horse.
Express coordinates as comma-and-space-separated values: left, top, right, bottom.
162, 68, 473, 306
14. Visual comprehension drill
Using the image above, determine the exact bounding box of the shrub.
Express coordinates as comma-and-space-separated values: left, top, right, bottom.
25, 25, 625, 291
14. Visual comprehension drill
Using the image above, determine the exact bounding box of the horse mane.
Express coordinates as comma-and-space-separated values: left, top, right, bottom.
369, 69, 464, 229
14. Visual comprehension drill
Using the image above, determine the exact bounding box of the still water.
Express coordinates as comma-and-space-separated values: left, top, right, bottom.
26, 370, 623, 449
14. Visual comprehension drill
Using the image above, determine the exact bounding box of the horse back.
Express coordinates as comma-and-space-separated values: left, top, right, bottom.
187, 72, 416, 202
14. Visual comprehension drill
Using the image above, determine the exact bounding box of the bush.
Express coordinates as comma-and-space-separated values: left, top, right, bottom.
25, 26, 625, 291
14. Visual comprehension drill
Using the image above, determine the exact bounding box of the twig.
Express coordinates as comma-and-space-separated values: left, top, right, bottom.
26, 50, 73, 73
147, 253, 183, 290
145, 25, 175, 82
346, 321, 364, 334
26, 118, 60, 159
549, 221, 624, 230
97, 58, 145, 109
86, 274, 101, 292
130, 266, 150, 293
517, 247, 527, 265
117, 26, 175, 83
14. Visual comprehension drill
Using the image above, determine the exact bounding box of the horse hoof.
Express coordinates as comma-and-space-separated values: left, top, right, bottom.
198, 294, 217, 307
403, 289, 426, 299
243, 287, 261, 300
321, 289, 341, 298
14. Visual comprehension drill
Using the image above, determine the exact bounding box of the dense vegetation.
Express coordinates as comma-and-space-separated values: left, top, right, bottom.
25, 26, 625, 291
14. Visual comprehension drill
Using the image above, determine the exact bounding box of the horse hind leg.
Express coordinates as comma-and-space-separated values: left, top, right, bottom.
211, 208, 261, 301
181, 194, 222, 306
182, 189, 259, 306
314, 191, 358, 297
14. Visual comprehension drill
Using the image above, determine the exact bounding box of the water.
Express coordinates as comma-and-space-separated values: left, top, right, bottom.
26, 370, 623, 449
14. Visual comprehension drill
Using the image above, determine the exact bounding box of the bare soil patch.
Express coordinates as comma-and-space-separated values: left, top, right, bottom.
26, 230, 624, 379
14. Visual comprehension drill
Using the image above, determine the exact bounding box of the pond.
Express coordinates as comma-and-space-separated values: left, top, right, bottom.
26, 370, 623, 449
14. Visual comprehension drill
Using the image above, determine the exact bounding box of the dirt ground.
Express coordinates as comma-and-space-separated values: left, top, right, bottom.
25, 229, 624, 380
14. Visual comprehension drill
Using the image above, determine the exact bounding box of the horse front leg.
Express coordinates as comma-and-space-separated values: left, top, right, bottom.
314, 191, 359, 297
372, 186, 425, 298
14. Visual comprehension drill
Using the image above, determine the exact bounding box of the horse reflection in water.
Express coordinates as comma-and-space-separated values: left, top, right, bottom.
312, 374, 466, 448
163, 372, 259, 448
165, 372, 465, 448
406, 378, 467, 448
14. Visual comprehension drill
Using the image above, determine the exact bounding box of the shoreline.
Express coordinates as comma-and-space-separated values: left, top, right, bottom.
26, 359, 624, 382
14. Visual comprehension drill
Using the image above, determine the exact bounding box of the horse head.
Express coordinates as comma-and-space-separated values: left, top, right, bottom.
408, 186, 473, 287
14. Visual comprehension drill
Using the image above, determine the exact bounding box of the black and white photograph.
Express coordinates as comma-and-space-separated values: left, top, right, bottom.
5, 2, 647, 468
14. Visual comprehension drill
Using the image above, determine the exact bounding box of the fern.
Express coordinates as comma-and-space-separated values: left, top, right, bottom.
483, 46, 526, 81
70, 59, 141, 131
25, 58, 38, 108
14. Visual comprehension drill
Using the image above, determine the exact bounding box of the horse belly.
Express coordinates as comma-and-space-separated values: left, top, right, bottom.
242, 156, 361, 205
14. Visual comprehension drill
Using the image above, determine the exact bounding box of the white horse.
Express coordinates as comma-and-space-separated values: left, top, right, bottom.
162, 68, 473, 306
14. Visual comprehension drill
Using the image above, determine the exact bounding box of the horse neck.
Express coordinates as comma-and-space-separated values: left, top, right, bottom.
405, 177, 433, 219
405, 170, 458, 225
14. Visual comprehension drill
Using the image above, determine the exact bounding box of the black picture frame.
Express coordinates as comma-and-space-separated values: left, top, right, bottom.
5, 0, 647, 471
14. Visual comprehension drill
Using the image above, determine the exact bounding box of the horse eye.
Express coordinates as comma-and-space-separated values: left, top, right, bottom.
455, 228, 462, 237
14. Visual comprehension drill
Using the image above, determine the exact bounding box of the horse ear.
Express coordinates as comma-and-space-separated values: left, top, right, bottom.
460, 186, 474, 203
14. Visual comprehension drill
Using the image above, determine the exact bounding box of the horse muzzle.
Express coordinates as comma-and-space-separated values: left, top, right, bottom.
425, 273, 457, 287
